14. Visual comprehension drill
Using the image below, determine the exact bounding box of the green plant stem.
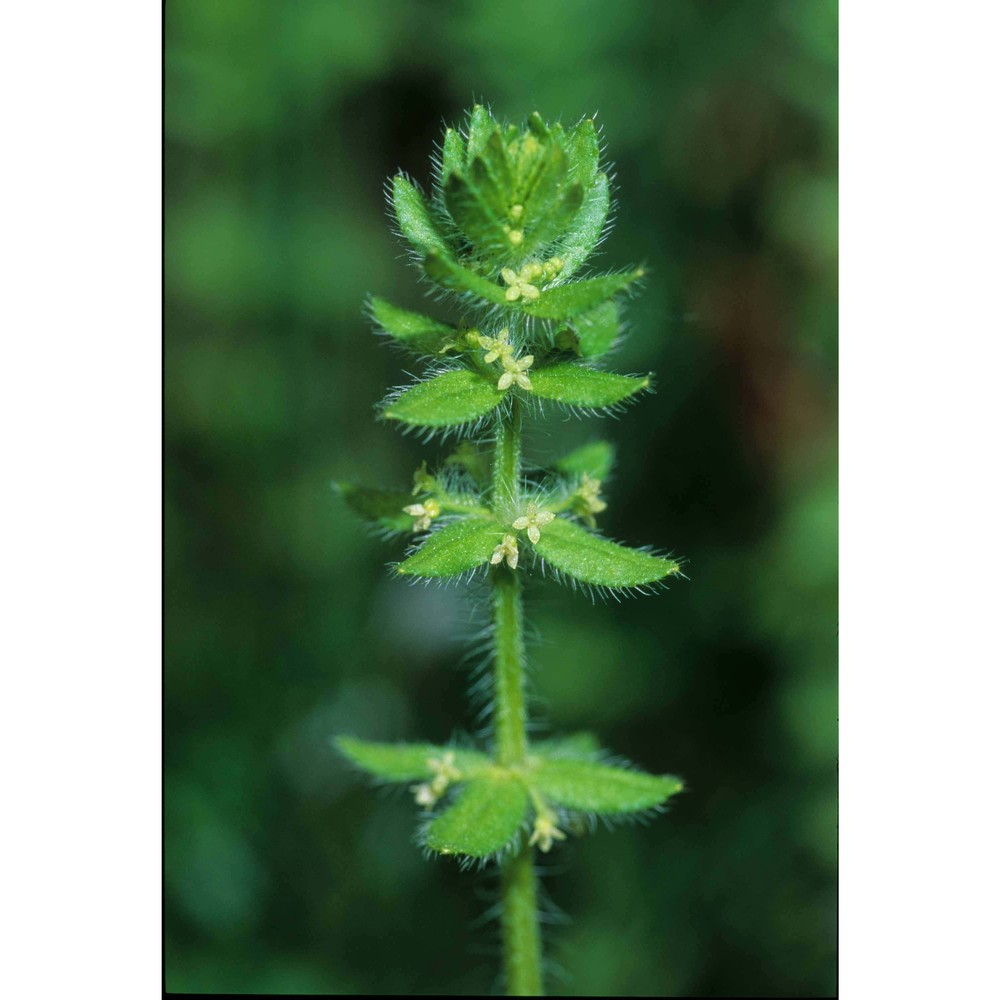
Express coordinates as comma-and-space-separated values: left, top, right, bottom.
500, 844, 543, 997
491, 399, 543, 996
492, 558, 527, 768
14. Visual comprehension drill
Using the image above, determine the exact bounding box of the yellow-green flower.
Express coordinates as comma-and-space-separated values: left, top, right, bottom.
528, 812, 567, 853
490, 533, 520, 570
574, 473, 608, 528
403, 498, 441, 532
512, 501, 555, 544
497, 352, 534, 391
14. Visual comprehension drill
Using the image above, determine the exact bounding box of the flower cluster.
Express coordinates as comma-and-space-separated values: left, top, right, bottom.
411, 751, 462, 809
475, 329, 535, 392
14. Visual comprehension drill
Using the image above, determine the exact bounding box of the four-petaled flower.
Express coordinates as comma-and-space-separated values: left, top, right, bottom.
491, 533, 519, 570
497, 352, 534, 391
501, 264, 542, 302
478, 328, 514, 364
403, 498, 440, 532
528, 812, 567, 853
574, 473, 608, 528
512, 501, 555, 544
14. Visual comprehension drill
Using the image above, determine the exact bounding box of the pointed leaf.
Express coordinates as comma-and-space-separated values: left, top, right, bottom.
530, 364, 650, 409
519, 134, 568, 237
369, 297, 455, 354
524, 269, 642, 320
466, 105, 498, 165
572, 301, 619, 357
533, 518, 679, 589
480, 131, 513, 200
397, 518, 502, 578
336, 483, 414, 533
423, 251, 508, 305
392, 175, 451, 257
468, 155, 510, 222
554, 441, 615, 480
558, 172, 611, 280
444, 171, 508, 252
566, 118, 601, 189
425, 775, 529, 858
384, 369, 506, 428
521, 182, 584, 257
439, 127, 465, 183
531, 759, 683, 814
336, 736, 490, 783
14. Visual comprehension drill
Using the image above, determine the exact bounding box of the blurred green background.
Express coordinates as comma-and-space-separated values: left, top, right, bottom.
165, 1, 836, 995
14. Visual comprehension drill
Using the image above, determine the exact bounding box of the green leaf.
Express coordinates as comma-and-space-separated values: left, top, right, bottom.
530, 363, 650, 409
466, 105, 497, 165
524, 269, 642, 320
521, 182, 584, 257
566, 118, 601, 189
369, 297, 455, 354
424, 775, 529, 858
383, 369, 506, 428
444, 171, 508, 252
533, 518, 680, 589
479, 131, 513, 200
336, 736, 489, 783
336, 482, 414, 533
439, 127, 465, 182
531, 758, 683, 814
392, 175, 451, 258
554, 441, 615, 480
468, 155, 510, 222
397, 518, 502, 578
423, 251, 509, 304
558, 172, 611, 280
572, 301, 619, 357
519, 134, 568, 238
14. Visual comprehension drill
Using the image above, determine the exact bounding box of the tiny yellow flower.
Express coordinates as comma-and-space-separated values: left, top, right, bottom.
542, 256, 565, 280
411, 751, 462, 809
403, 498, 441, 532
411, 782, 438, 808
491, 533, 519, 570
428, 750, 461, 783
497, 353, 534, 392
501, 266, 541, 302
528, 812, 567, 853
479, 328, 514, 364
512, 501, 555, 544
574, 473, 608, 528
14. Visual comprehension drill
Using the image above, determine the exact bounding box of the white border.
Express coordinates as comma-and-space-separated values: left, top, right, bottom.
3, 2, 998, 997
840, 2, 998, 997
1, 4, 162, 997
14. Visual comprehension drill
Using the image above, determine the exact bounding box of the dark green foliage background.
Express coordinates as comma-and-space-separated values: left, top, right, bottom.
165, 1, 837, 995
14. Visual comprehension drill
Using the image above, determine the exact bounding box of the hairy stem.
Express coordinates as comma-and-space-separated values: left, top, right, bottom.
491, 400, 543, 996
500, 844, 543, 997
492, 559, 528, 767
